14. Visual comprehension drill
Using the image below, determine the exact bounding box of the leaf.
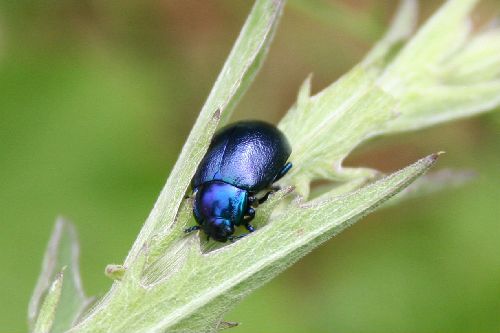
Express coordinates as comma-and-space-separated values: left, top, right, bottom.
162, 154, 438, 333
384, 80, 500, 132
276, 0, 418, 197
123, 0, 286, 267
69, 154, 438, 333
380, 0, 478, 92
33, 270, 64, 333
278, 0, 500, 198
441, 27, 500, 83
28, 218, 91, 333
376, 0, 500, 133
278, 66, 397, 196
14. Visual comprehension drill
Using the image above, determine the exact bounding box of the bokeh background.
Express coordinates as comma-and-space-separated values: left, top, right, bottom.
1, 0, 499, 332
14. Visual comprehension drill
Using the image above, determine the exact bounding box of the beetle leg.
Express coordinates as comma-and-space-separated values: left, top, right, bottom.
245, 224, 255, 232
184, 225, 201, 234
257, 191, 273, 204
250, 191, 275, 206
243, 209, 256, 233
228, 233, 249, 242
248, 195, 256, 206
228, 223, 255, 242
244, 207, 255, 222
258, 164, 291, 204
260, 162, 291, 202
185, 187, 198, 199
273, 162, 292, 182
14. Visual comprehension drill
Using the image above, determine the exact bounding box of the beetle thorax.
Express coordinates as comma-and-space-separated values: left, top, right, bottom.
193, 181, 248, 228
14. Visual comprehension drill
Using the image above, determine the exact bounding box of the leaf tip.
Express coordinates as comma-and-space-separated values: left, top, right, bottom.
53, 268, 65, 287
297, 75, 313, 105
434, 151, 446, 159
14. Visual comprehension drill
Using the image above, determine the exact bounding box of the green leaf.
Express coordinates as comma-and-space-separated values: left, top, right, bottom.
70, 154, 438, 333
123, 0, 285, 267
278, 0, 500, 198
28, 218, 91, 333
376, 0, 500, 133
166, 156, 438, 333
278, 66, 396, 196
441, 27, 500, 83
33, 270, 64, 333
385, 80, 500, 132
380, 0, 478, 91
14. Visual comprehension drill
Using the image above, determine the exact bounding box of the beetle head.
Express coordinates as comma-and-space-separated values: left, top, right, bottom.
204, 218, 234, 242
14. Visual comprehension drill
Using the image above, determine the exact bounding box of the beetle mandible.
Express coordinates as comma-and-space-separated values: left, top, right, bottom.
184, 120, 292, 242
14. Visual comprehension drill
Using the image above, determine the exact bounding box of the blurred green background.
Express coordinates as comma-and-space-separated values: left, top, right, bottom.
1, 1, 499, 332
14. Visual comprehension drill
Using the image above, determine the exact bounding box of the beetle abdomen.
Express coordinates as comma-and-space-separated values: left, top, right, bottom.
193, 120, 291, 191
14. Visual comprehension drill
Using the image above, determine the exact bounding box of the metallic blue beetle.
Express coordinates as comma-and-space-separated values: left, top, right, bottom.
184, 120, 292, 242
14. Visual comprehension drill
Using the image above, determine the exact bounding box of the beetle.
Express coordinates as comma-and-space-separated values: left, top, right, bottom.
184, 120, 292, 242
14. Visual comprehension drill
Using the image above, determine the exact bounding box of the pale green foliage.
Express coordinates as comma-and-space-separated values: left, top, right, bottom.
28, 218, 91, 333
29, 0, 500, 332
378, 0, 500, 132
279, 67, 397, 195
69, 156, 437, 333
281, 0, 500, 196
